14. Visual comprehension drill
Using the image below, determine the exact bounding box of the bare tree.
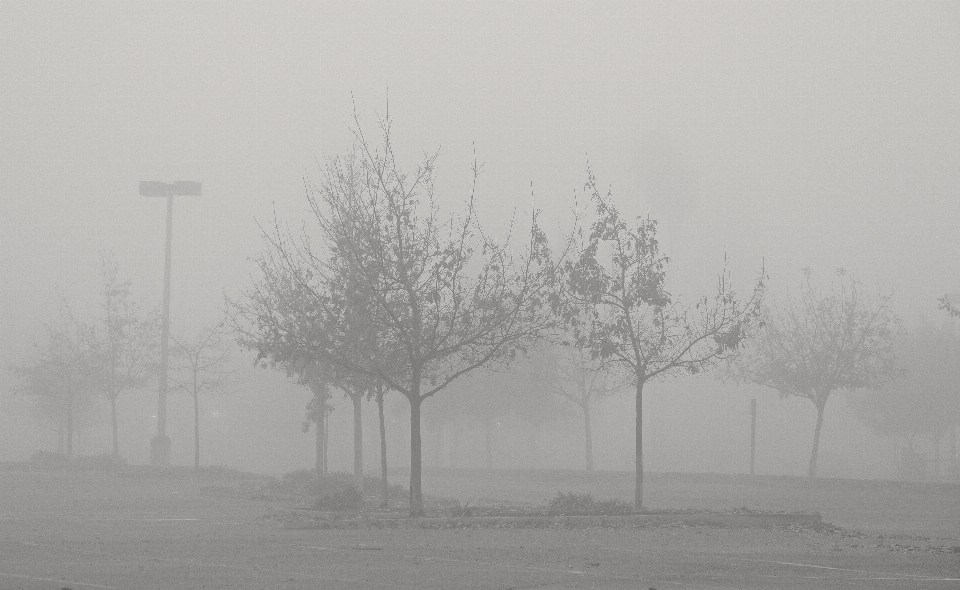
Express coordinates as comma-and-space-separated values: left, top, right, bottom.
445, 369, 514, 470
250, 111, 562, 515
561, 167, 765, 510
737, 269, 898, 477
297, 362, 335, 478
939, 295, 960, 480
170, 321, 235, 470
500, 349, 568, 468
232, 247, 388, 493
13, 302, 100, 458
850, 323, 959, 478
545, 344, 624, 471
97, 251, 159, 459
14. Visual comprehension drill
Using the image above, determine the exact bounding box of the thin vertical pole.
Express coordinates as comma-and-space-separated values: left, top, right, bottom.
152, 194, 173, 467
951, 424, 957, 481
750, 398, 757, 476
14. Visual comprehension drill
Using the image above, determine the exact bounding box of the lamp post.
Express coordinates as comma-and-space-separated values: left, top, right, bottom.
945, 293, 960, 482
139, 180, 201, 467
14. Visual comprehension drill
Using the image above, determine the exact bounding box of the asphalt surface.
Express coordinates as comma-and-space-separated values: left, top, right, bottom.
0, 471, 957, 589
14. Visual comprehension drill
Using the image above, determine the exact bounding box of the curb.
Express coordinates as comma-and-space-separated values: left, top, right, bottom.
273, 508, 822, 528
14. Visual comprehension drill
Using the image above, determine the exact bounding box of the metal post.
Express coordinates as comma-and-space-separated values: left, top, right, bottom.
150, 193, 174, 467
750, 398, 757, 476
140, 180, 200, 468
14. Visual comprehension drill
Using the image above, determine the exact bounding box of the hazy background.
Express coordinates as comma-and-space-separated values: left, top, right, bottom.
2, 1, 958, 478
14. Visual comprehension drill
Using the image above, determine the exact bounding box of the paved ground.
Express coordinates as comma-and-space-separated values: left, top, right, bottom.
417, 469, 960, 537
0, 471, 957, 589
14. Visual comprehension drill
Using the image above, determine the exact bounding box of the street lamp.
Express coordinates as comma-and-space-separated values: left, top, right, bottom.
139, 180, 201, 467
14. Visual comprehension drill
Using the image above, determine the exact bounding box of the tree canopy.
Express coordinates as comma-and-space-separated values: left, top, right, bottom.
233, 113, 564, 515
736, 270, 899, 476
560, 167, 765, 508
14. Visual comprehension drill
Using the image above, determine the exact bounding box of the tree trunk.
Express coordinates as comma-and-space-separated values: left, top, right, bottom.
110, 396, 119, 458
584, 403, 594, 472
449, 419, 459, 468
933, 432, 941, 478
529, 423, 540, 468
314, 411, 326, 478
408, 394, 424, 517
66, 394, 74, 459
635, 380, 644, 511
193, 392, 200, 470
484, 418, 493, 470
951, 425, 957, 482
808, 400, 827, 477
434, 423, 443, 468
323, 412, 329, 476
352, 393, 363, 489
377, 391, 388, 509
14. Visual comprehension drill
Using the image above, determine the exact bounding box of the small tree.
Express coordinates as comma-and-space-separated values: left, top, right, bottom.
501, 349, 568, 468
562, 167, 764, 509
297, 362, 335, 478
938, 295, 960, 479
850, 323, 959, 478
231, 249, 383, 491
170, 321, 235, 470
737, 269, 898, 477
251, 112, 562, 515
13, 303, 101, 458
97, 252, 159, 458
447, 369, 514, 470
545, 344, 624, 471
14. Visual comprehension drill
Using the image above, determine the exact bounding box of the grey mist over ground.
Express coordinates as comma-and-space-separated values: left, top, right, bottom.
1, 2, 958, 481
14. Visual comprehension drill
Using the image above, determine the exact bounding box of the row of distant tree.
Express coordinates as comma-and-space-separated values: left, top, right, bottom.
225, 111, 957, 516
848, 317, 960, 480
10, 253, 233, 469
11, 111, 959, 517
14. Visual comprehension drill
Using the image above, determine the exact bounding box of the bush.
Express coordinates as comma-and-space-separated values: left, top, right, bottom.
445, 501, 473, 517
30, 450, 68, 470
281, 469, 317, 489
74, 454, 125, 471
313, 484, 363, 511
280, 470, 406, 500
547, 491, 633, 516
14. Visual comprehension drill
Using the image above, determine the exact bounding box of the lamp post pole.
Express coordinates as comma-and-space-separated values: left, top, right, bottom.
945, 293, 960, 482
140, 180, 201, 467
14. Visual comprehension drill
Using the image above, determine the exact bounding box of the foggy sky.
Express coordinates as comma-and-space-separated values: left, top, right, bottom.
2, 2, 959, 472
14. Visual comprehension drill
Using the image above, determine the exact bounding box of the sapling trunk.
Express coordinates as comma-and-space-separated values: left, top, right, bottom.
352, 394, 363, 490
378, 392, 388, 509
193, 393, 200, 470
584, 403, 593, 472
484, 419, 493, 470
635, 380, 644, 511
409, 395, 424, 516
110, 396, 119, 458
314, 414, 325, 478
808, 400, 827, 477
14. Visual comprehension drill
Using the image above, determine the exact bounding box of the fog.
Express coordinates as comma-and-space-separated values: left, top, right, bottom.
2, 1, 958, 481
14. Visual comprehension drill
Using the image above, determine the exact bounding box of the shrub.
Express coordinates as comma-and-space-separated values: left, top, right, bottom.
30, 450, 68, 470
547, 491, 633, 516
280, 470, 406, 500
313, 484, 363, 511
281, 469, 316, 489
74, 454, 125, 471
445, 501, 473, 517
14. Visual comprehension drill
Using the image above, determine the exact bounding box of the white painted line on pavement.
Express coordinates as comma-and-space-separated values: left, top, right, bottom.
728, 557, 960, 581
0, 570, 118, 589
